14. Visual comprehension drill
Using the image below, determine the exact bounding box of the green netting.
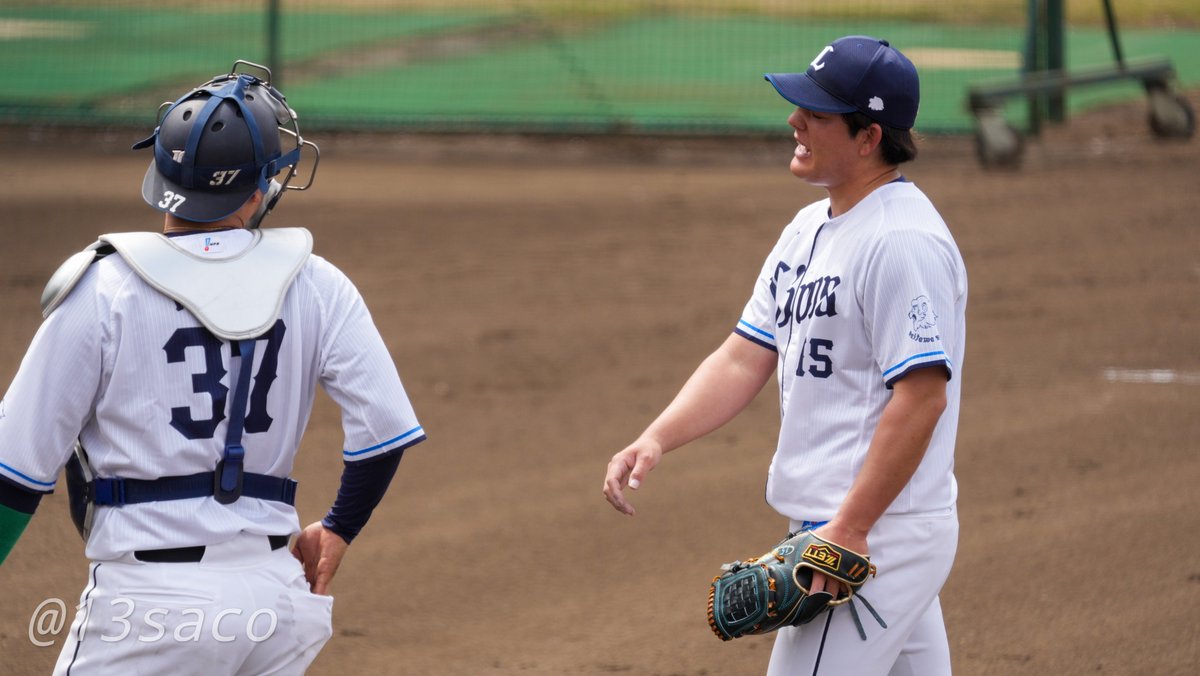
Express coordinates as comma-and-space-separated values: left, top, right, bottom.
0, 2, 1197, 133
0, 7, 503, 113
286, 18, 1035, 132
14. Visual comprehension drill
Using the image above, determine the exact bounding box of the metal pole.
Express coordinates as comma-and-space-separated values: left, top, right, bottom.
1025, 0, 1044, 135
1046, 0, 1065, 122
1101, 0, 1126, 68
267, 0, 281, 87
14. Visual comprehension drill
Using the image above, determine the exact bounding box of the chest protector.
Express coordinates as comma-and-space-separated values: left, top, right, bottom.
44, 228, 312, 540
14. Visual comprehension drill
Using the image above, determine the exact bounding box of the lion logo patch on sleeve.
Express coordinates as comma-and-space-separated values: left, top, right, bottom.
907, 295, 940, 343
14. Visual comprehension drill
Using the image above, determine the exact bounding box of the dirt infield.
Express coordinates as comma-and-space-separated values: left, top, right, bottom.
1, 92, 1198, 676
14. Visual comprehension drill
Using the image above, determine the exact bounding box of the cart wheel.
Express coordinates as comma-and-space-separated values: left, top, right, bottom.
974, 111, 1024, 169
1147, 88, 1195, 139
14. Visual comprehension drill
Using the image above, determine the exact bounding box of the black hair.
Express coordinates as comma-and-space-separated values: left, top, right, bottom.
842, 111, 918, 165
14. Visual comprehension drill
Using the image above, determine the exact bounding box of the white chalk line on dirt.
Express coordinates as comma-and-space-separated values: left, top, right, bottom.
1102, 368, 1200, 385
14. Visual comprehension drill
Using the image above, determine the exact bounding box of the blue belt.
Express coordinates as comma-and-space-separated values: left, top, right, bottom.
90, 472, 297, 507
796, 520, 829, 532
89, 339, 296, 509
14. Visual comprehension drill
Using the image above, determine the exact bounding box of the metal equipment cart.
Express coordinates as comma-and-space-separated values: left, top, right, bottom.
967, 0, 1195, 168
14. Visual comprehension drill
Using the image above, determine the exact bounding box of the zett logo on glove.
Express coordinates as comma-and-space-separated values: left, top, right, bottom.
801, 543, 842, 571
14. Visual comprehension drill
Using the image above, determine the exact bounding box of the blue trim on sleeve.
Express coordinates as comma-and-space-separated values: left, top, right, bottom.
884, 359, 953, 389
734, 328, 778, 352
343, 426, 425, 458
737, 320, 775, 341
882, 351, 948, 378
0, 462, 56, 489
734, 320, 777, 352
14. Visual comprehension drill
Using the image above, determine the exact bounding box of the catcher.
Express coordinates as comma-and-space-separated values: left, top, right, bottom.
603, 36, 965, 675
0, 62, 425, 674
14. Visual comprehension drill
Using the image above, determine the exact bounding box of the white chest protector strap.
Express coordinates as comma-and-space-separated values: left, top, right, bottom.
41, 228, 312, 341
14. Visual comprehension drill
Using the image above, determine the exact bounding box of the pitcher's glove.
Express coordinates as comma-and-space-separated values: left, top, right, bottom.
706, 530, 886, 641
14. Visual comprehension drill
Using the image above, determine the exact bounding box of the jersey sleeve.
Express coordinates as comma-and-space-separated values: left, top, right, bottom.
0, 272, 105, 492
314, 262, 426, 463
734, 226, 798, 353
862, 228, 962, 389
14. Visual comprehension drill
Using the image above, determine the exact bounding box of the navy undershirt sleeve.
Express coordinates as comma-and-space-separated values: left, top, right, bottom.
0, 475, 44, 514
321, 448, 404, 544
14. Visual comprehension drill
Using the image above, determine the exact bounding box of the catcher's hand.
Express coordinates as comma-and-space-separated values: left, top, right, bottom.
707, 530, 886, 641
292, 522, 347, 595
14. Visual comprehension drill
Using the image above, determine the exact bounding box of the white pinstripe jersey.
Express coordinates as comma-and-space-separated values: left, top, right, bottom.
735, 181, 967, 520
0, 229, 424, 560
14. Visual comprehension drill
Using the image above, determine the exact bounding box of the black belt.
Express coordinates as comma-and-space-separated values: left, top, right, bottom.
135, 534, 290, 563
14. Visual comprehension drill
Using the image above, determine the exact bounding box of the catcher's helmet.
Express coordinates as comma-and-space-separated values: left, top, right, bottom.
133, 60, 318, 223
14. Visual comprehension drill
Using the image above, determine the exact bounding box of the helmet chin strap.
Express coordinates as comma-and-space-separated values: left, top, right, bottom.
247, 179, 284, 229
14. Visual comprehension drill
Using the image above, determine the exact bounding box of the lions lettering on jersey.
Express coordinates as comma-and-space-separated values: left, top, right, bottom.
773, 265, 841, 329
769, 257, 841, 381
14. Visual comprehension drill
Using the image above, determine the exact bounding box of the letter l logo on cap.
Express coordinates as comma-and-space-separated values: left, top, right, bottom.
810, 46, 834, 71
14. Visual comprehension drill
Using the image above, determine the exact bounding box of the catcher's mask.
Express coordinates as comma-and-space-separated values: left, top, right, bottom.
133, 60, 319, 225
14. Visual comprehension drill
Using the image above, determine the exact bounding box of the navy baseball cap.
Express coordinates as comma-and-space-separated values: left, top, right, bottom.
765, 35, 920, 130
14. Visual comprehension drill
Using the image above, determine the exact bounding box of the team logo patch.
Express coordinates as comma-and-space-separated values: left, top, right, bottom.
801, 543, 840, 572
907, 295, 941, 344
810, 45, 834, 71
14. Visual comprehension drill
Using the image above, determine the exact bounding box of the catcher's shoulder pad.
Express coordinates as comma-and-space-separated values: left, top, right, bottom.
98, 227, 312, 340
41, 241, 112, 318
